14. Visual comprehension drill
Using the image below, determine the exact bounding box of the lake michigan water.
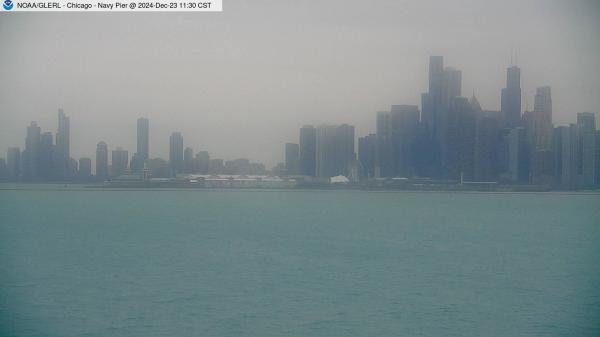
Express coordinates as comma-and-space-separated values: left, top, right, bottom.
1, 186, 599, 337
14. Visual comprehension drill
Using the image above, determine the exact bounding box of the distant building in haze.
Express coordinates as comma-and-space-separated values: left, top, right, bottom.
96, 141, 109, 180
285, 143, 299, 175
358, 134, 377, 179
130, 153, 144, 173
529, 86, 553, 151
442, 67, 462, 108
7, 147, 21, 179
23, 122, 41, 179
137, 117, 149, 161
79, 158, 92, 179
577, 112, 597, 187
559, 124, 580, 188
501, 66, 521, 128
0, 158, 7, 180
184, 147, 194, 173
376, 111, 393, 177
39, 132, 54, 180
442, 97, 475, 180
316, 124, 355, 178
111, 147, 129, 177
299, 125, 316, 176
508, 127, 529, 183
390, 104, 420, 178
208, 158, 224, 174
195, 151, 210, 174
56, 109, 70, 180
421, 56, 444, 142
169, 132, 184, 176
474, 110, 500, 181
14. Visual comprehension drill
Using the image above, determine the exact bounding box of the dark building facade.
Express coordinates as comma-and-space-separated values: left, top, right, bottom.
501, 66, 521, 128
299, 125, 316, 176
111, 147, 129, 177
316, 124, 355, 178
375, 111, 393, 177
96, 141, 109, 180
56, 109, 70, 180
137, 117, 150, 161
390, 105, 419, 178
79, 158, 92, 179
23, 122, 41, 179
40, 131, 54, 180
7, 147, 21, 179
169, 132, 184, 175
358, 134, 377, 179
285, 143, 299, 175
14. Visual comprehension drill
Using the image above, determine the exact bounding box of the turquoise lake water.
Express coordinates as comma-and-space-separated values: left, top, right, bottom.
1, 187, 599, 336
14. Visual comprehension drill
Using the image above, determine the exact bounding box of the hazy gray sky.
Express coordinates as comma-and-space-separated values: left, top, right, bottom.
1, 0, 599, 167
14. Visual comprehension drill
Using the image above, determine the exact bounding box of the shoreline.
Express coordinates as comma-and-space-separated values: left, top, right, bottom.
1, 182, 600, 194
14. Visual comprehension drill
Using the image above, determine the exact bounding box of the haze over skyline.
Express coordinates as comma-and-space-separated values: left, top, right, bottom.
1, 0, 599, 167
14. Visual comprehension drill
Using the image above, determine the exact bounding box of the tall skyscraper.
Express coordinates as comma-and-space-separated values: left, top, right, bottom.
421, 56, 444, 141
137, 117, 150, 161
577, 112, 597, 186
531, 86, 553, 150
68, 158, 78, 178
184, 147, 194, 173
420, 56, 463, 178
0, 158, 7, 180
501, 66, 522, 128
522, 86, 553, 183
78, 158, 92, 179
390, 105, 420, 177
111, 147, 129, 177
56, 109, 70, 180
560, 124, 579, 188
553, 126, 566, 185
299, 125, 316, 176
96, 141, 109, 180
358, 134, 377, 179
195, 151, 210, 174
442, 67, 462, 108
23, 122, 41, 179
285, 143, 299, 175
316, 124, 355, 178
7, 147, 21, 179
474, 116, 499, 182
508, 127, 530, 183
39, 132, 54, 180
169, 132, 184, 175
375, 111, 393, 177
442, 97, 475, 180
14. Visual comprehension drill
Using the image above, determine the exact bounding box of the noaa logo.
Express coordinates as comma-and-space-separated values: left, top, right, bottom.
3, 0, 13, 10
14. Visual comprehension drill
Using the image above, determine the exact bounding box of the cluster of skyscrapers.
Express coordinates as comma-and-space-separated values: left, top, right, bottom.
0, 114, 269, 182
2, 110, 85, 181
284, 56, 600, 189
2, 56, 599, 189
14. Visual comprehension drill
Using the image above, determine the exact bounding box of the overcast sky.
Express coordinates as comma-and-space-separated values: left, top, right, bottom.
1, 0, 599, 167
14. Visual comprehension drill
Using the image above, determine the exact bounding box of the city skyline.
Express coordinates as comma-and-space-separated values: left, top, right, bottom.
1, 54, 599, 190
1, 0, 599, 167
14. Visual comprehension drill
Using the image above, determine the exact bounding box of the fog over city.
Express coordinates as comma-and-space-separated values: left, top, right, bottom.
1, 0, 599, 167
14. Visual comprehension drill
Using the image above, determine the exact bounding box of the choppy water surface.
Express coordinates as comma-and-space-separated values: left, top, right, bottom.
1, 187, 599, 336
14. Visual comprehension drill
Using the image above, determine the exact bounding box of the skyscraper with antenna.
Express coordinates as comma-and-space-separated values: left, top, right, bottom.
501, 64, 522, 128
